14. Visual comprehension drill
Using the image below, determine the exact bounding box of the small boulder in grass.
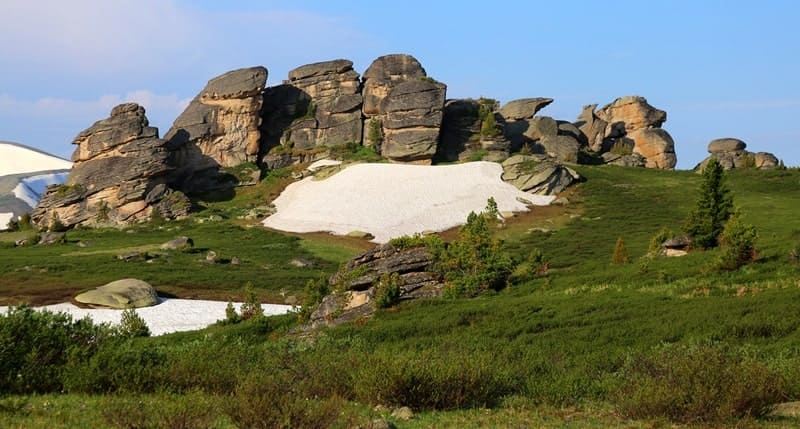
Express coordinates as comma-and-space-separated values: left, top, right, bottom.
160, 236, 194, 251
75, 278, 158, 309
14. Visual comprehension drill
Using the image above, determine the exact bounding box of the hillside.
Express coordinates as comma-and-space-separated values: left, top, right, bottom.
2, 164, 800, 427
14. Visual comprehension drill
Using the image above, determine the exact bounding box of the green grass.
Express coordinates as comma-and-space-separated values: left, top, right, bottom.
3, 165, 800, 426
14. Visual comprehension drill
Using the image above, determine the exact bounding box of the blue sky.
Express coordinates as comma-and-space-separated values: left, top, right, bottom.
1, 0, 798, 169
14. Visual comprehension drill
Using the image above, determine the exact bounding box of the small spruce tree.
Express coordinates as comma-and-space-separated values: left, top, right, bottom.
684, 158, 733, 248
612, 237, 629, 264
117, 309, 150, 338
240, 282, 264, 320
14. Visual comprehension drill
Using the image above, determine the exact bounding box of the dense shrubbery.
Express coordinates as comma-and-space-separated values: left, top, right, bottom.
716, 213, 758, 270
614, 343, 784, 423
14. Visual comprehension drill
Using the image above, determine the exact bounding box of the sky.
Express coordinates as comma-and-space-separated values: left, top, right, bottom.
1, 0, 798, 169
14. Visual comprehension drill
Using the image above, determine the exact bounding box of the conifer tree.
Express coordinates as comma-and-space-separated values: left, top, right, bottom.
684, 158, 733, 248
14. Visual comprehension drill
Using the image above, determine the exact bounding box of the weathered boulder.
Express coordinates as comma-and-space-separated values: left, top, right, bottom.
538, 135, 582, 163
31, 104, 190, 229
696, 138, 780, 170
362, 54, 427, 118
501, 155, 581, 195
574, 104, 608, 152
160, 236, 194, 251
165, 66, 267, 192
596, 96, 666, 133
263, 60, 363, 153
309, 243, 444, 327
380, 80, 447, 163
498, 98, 553, 121
74, 278, 158, 309
625, 128, 677, 169
601, 152, 647, 167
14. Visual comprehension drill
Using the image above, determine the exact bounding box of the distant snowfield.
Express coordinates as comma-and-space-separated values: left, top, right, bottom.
263, 161, 555, 243
0, 141, 72, 176
0, 213, 12, 228
12, 172, 70, 207
0, 299, 294, 336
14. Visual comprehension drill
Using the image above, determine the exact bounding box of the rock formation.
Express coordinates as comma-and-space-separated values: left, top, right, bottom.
362, 54, 427, 120
74, 278, 158, 309
437, 99, 482, 162
262, 60, 363, 154
31, 103, 189, 229
501, 155, 581, 195
695, 138, 780, 170
591, 96, 677, 169
165, 66, 267, 192
574, 104, 608, 152
309, 242, 444, 327
379, 80, 447, 163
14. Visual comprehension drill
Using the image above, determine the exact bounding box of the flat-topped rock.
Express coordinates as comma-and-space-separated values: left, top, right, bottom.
499, 98, 554, 120
288, 59, 354, 81
708, 138, 746, 153
203, 67, 267, 99
74, 278, 158, 309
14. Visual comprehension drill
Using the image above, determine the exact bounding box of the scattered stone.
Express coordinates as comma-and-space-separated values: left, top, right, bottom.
552, 197, 570, 205
76, 241, 92, 248
661, 236, 691, 257
391, 407, 414, 421
230, 256, 241, 265
74, 278, 158, 309
116, 251, 145, 262
37, 231, 66, 245
159, 236, 194, 251
368, 419, 396, 429
289, 258, 313, 268
205, 251, 218, 263
347, 230, 375, 240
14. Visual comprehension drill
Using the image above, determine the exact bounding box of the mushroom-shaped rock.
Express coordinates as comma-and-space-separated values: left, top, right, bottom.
75, 279, 158, 309
708, 138, 746, 153
626, 128, 677, 169
499, 98, 554, 121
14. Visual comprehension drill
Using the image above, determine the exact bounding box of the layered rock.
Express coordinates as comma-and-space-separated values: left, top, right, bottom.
166, 66, 267, 192
438, 98, 509, 162
574, 104, 608, 152
31, 104, 189, 229
309, 243, 444, 327
263, 60, 363, 153
501, 155, 581, 195
362, 54, 427, 119
379, 80, 447, 163
696, 138, 780, 170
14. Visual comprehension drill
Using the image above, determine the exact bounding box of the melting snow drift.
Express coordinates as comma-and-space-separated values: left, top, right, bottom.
262, 161, 554, 243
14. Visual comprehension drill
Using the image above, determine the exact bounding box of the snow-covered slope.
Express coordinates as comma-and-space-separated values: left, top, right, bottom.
0, 141, 72, 176
0, 141, 72, 229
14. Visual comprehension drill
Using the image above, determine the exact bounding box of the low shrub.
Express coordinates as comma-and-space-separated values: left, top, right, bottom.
102, 391, 219, 429
715, 214, 758, 270
373, 272, 402, 309
611, 236, 629, 264
117, 309, 150, 338
614, 343, 784, 423
63, 339, 166, 394
647, 226, 673, 256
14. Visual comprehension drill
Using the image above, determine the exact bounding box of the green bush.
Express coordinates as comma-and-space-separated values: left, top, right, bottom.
0, 306, 113, 394
240, 282, 264, 320
102, 391, 219, 429
374, 272, 402, 309
117, 309, 150, 338
614, 343, 784, 423
684, 158, 733, 248
647, 226, 673, 256
715, 214, 758, 270
63, 339, 166, 393
297, 275, 330, 323
354, 350, 514, 410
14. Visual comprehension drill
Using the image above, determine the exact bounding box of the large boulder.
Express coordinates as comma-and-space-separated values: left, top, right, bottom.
379, 80, 447, 163
165, 66, 267, 192
501, 155, 581, 195
31, 104, 189, 229
263, 60, 363, 152
625, 128, 677, 169
596, 96, 666, 133
74, 278, 158, 309
309, 243, 444, 327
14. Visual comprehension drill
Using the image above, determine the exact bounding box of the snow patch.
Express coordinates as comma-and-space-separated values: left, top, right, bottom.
0, 142, 72, 176
0, 299, 294, 336
263, 161, 554, 243
0, 213, 12, 229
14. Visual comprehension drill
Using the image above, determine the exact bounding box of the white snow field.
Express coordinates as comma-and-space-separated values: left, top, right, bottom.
0, 299, 294, 336
0, 141, 72, 176
12, 172, 70, 207
262, 161, 554, 243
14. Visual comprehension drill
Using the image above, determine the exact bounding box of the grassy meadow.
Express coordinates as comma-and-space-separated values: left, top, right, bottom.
2, 165, 800, 427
